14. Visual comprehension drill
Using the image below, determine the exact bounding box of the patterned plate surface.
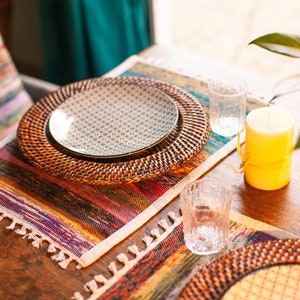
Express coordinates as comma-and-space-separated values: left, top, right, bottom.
179, 239, 300, 300
17, 77, 210, 184
223, 264, 300, 300
48, 84, 178, 158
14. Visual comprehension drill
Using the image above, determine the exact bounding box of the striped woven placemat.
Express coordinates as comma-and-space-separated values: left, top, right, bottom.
74, 211, 297, 300
0, 57, 265, 270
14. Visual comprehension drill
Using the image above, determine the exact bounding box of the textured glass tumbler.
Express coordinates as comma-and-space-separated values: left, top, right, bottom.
180, 179, 232, 255
208, 75, 247, 137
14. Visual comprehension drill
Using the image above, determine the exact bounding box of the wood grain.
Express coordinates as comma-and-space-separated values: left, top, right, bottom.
1, 45, 300, 299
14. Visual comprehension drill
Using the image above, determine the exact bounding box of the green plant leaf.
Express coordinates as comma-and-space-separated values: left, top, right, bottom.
249, 33, 300, 58
295, 135, 300, 149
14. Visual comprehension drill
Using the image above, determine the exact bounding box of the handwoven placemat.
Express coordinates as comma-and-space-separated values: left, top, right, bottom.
74, 211, 298, 300
17, 76, 210, 185
0, 57, 266, 271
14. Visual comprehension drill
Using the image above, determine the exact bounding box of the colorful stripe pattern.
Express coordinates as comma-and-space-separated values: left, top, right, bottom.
96, 222, 277, 300
0, 60, 262, 269
0, 35, 33, 140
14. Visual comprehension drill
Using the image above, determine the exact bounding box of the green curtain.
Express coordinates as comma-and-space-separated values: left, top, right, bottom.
38, 0, 151, 85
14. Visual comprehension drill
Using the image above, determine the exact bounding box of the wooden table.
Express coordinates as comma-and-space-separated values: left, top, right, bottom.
1, 44, 299, 300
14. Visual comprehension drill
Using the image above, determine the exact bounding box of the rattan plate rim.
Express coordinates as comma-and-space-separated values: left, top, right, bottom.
179, 238, 300, 300
17, 76, 210, 184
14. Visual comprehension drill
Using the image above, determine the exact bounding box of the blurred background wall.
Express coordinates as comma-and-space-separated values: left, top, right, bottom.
0, 0, 151, 85
0, 0, 44, 79
2, 0, 300, 86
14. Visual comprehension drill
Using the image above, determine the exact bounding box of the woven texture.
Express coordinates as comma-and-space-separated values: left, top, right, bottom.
84, 220, 284, 300
179, 239, 300, 300
223, 265, 300, 300
0, 59, 266, 272
0, 34, 33, 140
17, 76, 210, 184
1, 60, 231, 269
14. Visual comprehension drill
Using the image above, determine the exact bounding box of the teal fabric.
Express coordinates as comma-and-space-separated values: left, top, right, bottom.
38, 0, 151, 85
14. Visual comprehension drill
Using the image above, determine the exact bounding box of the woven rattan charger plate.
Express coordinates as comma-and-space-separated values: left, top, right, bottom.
179, 239, 300, 300
17, 76, 210, 184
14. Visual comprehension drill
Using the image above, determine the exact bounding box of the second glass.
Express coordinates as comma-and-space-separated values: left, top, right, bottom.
208, 75, 247, 137
180, 179, 232, 255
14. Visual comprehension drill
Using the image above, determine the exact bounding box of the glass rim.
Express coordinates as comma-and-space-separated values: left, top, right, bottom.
208, 75, 247, 96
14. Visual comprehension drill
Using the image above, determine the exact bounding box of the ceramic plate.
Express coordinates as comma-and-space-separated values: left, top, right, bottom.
48, 84, 178, 158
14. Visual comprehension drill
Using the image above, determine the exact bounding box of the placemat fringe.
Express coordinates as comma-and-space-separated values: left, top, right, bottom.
74, 208, 298, 300
78, 136, 238, 268
74, 212, 182, 300
72, 292, 85, 300
0, 208, 79, 269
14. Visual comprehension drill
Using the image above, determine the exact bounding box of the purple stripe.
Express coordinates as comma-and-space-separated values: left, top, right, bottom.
0, 90, 32, 121
0, 187, 95, 256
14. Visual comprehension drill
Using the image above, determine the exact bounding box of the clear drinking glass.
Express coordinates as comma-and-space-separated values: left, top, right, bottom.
180, 179, 232, 255
208, 75, 247, 137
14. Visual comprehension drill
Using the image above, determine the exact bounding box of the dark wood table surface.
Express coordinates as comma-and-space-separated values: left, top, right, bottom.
1, 44, 299, 300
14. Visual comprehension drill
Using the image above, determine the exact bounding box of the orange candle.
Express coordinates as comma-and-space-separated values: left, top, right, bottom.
244, 107, 294, 190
